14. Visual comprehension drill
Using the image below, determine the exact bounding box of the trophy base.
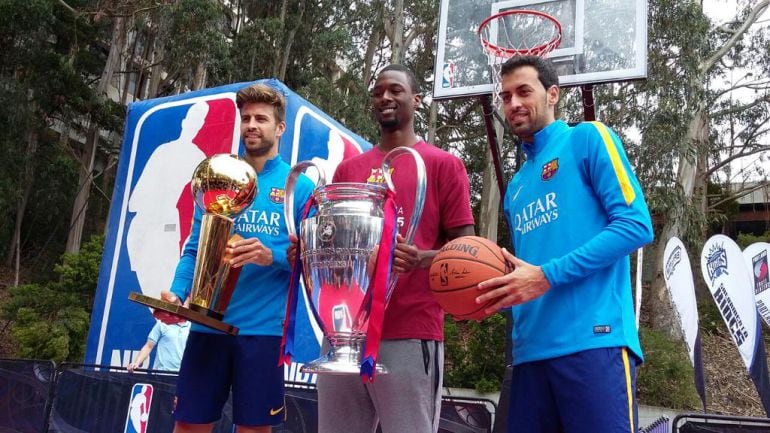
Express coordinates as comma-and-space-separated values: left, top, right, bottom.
128, 292, 239, 336
300, 341, 389, 375
189, 303, 224, 321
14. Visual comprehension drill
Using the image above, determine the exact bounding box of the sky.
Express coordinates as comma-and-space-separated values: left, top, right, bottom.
701, 0, 770, 184
703, 0, 770, 23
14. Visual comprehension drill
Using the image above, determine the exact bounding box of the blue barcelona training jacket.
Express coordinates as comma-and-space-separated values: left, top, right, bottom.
170, 155, 314, 336
503, 120, 653, 364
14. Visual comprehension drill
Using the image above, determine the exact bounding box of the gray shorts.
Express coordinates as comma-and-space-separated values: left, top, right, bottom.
317, 339, 444, 433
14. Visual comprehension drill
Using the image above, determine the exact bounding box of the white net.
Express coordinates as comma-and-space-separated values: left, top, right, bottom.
478, 10, 562, 107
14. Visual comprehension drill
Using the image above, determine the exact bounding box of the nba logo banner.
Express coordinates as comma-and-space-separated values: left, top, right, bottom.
442, 62, 456, 88
85, 80, 371, 382
743, 242, 770, 327
124, 383, 153, 433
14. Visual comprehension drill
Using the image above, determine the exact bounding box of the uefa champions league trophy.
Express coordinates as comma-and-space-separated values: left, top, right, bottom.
129, 154, 257, 335
282, 147, 426, 376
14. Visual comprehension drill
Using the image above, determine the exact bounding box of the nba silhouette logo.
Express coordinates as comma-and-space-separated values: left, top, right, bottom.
290, 105, 363, 183
440, 262, 449, 286
332, 304, 352, 332
124, 383, 154, 433
126, 95, 240, 303
442, 62, 456, 88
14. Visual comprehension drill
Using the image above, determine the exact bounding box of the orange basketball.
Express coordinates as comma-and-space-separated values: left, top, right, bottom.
429, 236, 507, 321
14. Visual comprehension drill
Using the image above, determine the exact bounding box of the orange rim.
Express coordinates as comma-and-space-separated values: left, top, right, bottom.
478, 9, 562, 58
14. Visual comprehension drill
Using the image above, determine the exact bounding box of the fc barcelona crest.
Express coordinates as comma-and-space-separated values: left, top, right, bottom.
367, 168, 386, 184
366, 167, 393, 184
541, 158, 559, 181
270, 187, 285, 204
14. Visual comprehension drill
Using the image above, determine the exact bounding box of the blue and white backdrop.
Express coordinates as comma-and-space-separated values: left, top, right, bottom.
84, 80, 372, 384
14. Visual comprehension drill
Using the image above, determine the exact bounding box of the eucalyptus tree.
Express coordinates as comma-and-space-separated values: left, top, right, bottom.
640, 0, 768, 333
560, 0, 770, 334
1, 0, 121, 269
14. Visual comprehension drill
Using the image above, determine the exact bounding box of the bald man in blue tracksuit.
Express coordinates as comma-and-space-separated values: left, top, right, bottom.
477, 56, 653, 433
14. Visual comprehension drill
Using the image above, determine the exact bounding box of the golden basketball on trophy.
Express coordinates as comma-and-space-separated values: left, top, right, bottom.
129, 153, 257, 335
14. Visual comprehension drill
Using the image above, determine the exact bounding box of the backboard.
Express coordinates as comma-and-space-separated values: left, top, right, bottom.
433, 0, 648, 100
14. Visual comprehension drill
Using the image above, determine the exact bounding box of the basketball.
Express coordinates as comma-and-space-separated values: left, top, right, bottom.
429, 236, 507, 321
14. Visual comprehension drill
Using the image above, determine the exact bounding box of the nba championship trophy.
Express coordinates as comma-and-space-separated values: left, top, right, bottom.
282, 147, 425, 377
129, 154, 257, 335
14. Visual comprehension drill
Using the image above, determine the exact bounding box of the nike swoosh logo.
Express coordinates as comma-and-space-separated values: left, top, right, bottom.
511, 186, 523, 202
270, 406, 285, 416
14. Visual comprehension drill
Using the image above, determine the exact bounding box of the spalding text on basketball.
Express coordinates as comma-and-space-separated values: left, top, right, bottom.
440, 242, 479, 257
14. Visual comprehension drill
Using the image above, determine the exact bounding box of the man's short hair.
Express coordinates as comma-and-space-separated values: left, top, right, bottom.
236, 83, 286, 123
377, 64, 420, 95
500, 55, 560, 91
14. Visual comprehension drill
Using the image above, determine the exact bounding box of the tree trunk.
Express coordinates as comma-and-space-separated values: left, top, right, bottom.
478, 118, 503, 241
389, 0, 405, 64
64, 16, 125, 254
135, 26, 154, 101
121, 17, 138, 106
648, 106, 709, 334
6, 130, 38, 268
362, 8, 383, 87
193, 62, 207, 90
427, 100, 437, 144
65, 126, 99, 254
146, 26, 165, 98
272, 0, 289, 78
100, 16, 126, 96
278, 0, 304, 81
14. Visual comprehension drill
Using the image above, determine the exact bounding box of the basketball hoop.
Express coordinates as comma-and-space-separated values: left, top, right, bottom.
478, 9, 562, 107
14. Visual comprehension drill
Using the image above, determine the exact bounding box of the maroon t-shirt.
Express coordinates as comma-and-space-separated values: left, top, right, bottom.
332, 141, 475, 340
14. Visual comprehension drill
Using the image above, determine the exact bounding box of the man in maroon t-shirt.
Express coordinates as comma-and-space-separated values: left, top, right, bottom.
311, 65, 475, 433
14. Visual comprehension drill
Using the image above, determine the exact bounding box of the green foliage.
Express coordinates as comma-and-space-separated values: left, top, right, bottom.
637, 327, 702, 410
698, 294, 728, 335
706, 182, 741, 231
0, 0, 117, 270
163, 0, 231, 86
9, 305, 90, 362
55, 234, 105, 296
444, 313, 507, 393
736, 230, 770, 249
2, 235, 104, 362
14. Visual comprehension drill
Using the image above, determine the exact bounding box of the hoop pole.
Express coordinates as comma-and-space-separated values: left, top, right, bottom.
480, 93, 514, 382
480, 95, 507, 197
581, 85, 596, 121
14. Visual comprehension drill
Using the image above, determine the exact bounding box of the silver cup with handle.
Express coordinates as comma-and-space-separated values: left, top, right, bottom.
284, 147, 426, 375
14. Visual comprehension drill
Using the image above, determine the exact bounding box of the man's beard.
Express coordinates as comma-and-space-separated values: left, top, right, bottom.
244, 138, 275, 157
378, 117, 400, 131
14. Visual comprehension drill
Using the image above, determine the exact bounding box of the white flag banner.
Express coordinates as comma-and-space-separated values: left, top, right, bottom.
742, 242, 770, 327
701, 234, 770, 416
664, 237, 699, 364
663, 237, 706, 410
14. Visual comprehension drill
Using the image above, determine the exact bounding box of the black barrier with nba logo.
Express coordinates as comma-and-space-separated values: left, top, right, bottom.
673, 413, 770, 432
48, 364, 181, 432
46, 368, 319, 433
438, 396, 495, 433
0, 358, 54, 433
46, 363, 235, 433
0, 360, 492, 432
369, 395, 495, 433
44, 363, 318, 433
44, 365, 490, 433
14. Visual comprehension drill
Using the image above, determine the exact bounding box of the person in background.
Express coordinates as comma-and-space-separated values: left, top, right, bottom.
128, 319, 191, 373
